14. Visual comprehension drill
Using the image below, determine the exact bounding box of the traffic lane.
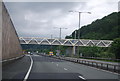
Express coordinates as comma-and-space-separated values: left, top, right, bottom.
28, 55, 85, 80
31, 55, 118, 80
28, 73, 84, 79
2, 55, 31, 79
51, 59, 119, 80
31, 55, 64, 62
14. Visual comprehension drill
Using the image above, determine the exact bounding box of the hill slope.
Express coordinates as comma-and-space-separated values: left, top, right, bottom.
66, 12, 120, 40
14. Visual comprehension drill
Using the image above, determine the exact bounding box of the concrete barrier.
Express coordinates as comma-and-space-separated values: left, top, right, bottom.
0, 1, 2, 81
2, 2, 23, 61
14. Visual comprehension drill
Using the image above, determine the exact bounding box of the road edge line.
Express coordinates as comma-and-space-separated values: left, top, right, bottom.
23, 55, 33, 81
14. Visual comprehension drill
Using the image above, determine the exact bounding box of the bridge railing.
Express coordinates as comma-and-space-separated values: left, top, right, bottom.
51, 56, 119, 73
19, 37, 113, 47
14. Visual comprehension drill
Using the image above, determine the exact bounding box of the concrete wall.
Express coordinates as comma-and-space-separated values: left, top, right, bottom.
0, 2, 2, 61
2, 3, 23, 60
0, 1, 2, 81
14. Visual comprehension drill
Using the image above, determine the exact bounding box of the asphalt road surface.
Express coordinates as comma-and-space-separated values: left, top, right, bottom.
2, 54, 119, 81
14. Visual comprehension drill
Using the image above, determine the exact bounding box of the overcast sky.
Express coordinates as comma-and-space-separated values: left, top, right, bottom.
4, 0, 119, 39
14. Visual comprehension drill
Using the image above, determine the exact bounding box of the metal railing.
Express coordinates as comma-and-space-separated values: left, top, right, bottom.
19, 37, 113, 47
52, 56, 119, 73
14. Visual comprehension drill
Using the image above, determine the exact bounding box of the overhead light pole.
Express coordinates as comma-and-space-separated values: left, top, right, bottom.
54, 27, 67, 39
69, 11, 91, 39
50, 34, 53, 52
69, 11, 91, 57
54, 27, 67, 56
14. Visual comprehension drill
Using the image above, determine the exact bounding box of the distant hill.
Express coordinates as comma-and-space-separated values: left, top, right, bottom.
66, 12, 120, 40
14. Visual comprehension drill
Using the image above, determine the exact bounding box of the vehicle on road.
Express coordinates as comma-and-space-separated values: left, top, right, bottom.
49, 51, 54, 56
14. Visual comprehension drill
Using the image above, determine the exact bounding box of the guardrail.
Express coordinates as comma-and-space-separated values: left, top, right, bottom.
51, 56, 119, 73
82, 57, 120, 62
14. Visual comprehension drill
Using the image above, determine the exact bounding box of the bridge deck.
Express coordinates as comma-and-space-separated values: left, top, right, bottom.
19, 37, 113, 47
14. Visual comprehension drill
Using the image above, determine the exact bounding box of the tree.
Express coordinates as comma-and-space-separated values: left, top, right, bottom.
110, 38, 120, 59
65, 12, 119, 40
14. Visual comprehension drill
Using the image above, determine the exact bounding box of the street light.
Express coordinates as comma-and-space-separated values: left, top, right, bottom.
51, 34, 53, 39
69, 10, 91, 57
69, 11, 91, 39
54, 27, 67, 39
50, 34, 53, 52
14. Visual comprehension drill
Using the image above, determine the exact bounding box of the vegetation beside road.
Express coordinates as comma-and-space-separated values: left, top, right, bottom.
66, 12, 119, 40
65, 12, 120, 60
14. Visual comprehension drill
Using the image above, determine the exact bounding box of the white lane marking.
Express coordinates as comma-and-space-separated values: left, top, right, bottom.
56, 64, 59, 66
78, 76, 86, 80
34, 55, 39, 56
64, 68, 68, 70
23, 55, 33, 81
25, 55, 30, 56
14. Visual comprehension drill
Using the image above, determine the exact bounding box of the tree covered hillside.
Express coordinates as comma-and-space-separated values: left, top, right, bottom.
66, 12, 120, 40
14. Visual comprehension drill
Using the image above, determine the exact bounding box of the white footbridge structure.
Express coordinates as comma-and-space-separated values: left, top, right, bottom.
19, 37, 113, 47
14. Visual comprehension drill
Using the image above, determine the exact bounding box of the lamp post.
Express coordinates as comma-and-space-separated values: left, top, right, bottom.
54, 27, 67, 56
54, 27, 67, 39
50, 34, 53, 51
51, 34, 53, 39
69, 11, 91, 57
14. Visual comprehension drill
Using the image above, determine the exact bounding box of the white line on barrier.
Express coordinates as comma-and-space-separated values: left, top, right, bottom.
23, 55, 33, 81
1, 60, 7, 62
1, 55, 24, 63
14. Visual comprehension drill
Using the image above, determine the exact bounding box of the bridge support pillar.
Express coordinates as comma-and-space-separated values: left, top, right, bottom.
65, 46, 77, 57
65, 47, 72, 57
72, 46, 76, 56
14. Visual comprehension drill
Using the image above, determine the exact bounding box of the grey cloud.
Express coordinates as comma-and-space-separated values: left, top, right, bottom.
4, 1, 118, 38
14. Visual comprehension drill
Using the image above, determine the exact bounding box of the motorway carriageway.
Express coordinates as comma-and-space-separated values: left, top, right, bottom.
2, 54, 119, 81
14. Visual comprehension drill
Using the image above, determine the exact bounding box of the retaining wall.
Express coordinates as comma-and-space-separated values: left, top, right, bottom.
2, 2, 23, 60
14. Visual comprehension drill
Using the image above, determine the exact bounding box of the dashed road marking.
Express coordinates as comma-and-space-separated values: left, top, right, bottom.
25, 55, 30, 56
56, 64, 59, 66
33, 55, 39, 56
64, 68, 68, 70
78, 76, 86, 80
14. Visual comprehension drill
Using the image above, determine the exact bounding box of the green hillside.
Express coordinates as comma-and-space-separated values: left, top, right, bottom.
66, 12, 120, 40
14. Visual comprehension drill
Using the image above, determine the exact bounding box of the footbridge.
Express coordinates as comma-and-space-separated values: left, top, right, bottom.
19, 37, 113, 47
